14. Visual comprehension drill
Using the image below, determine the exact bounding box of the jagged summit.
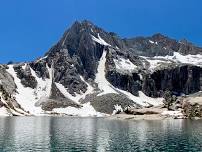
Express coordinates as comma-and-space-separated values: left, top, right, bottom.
45, 20, 202, 60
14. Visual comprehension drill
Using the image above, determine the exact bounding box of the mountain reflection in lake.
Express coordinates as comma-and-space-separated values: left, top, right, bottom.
0, 117, 202, 152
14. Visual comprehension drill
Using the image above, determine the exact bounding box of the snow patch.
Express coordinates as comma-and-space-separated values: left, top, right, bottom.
91, 33, 110, 46
146, 58, 170, 71
114, 58, 137, 73
95, 50, 118, 96
55, 82, 80, 104
36, 56, 48, 63
53, 102, 105, 117
0, 107, 10, 116
21, 64, 27, 70
112, 105, 123, 115
79, 76, 94, 98
55, 76, 94, 103
149, 40, 158, 45
30, 66, 52, 100
163, 52, 202, 66
6, 65, 53, 115
138, 92, 164, 106
161, 110, 183, 117
116, 89, 163, 107
149, 40, 154, 44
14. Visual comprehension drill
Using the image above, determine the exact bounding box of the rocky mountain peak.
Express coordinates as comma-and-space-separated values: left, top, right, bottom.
1, 20, 202, 116
151, 33, 167, 40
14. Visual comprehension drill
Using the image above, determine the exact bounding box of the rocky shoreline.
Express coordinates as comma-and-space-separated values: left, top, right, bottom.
107, 92, 202, 120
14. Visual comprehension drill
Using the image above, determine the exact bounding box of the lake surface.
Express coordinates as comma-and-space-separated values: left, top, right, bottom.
0, 117, 202, 152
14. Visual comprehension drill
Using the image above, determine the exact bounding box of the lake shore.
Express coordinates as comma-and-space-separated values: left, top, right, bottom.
107, 107, 187, 120
108, 113, 169, 120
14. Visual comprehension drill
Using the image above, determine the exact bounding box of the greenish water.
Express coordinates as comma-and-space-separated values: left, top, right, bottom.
0, 117, 202, 152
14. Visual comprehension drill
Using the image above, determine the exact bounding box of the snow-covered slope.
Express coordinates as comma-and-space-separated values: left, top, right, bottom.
95, 50, 118, 96
6, 65, 45, 115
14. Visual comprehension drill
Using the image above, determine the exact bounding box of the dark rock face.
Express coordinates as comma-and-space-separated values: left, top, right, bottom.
46, 49, 88, 96
13, 64, 37, 89
147, 65, 202, 97
46, 21, 107, 79
29, 60, 50, 79
0, 65, 16, 94
123, 33, 202, 57
106, 71, 141, 96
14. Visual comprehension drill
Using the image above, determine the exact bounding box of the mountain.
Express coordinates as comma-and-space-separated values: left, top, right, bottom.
0, 20, 202, 116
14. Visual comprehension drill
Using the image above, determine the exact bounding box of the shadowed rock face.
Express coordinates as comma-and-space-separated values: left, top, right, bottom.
0, 65, 16, 94
144, 65, 202, 97
0, 20, 202, 115
13, 64, 37, 89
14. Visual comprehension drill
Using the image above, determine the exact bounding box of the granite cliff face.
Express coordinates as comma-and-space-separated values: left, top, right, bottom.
0, 20, 202, 116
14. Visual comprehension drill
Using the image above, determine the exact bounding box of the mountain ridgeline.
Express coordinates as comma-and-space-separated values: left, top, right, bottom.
0, 20, 202, 116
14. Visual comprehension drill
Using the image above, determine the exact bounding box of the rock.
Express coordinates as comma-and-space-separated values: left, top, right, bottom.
124, 107, 164, 115
182, 97, 202, 118
13, 64, 37, 89
81, 93, 137, 114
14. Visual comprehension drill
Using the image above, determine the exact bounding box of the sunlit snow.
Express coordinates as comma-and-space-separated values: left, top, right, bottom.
114, 58, 137, 73
6, 65, 53, 115
95, 50, 118, 96
53, 102, 106, 117
91, 33, 110, 46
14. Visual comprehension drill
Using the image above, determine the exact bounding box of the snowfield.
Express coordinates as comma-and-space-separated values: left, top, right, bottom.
141, 52, 202, 72
6, 65, 49, 115
114, 58, 137, 73
158, 52, 202, 66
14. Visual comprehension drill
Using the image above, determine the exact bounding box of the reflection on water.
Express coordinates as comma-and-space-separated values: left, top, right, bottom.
0, 117, 202, 151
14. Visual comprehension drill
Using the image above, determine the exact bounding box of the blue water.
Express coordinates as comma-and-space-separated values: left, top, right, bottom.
0, 117, 202, 152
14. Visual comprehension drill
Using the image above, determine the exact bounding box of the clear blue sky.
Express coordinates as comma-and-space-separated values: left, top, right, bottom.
0, 0, 202, 63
